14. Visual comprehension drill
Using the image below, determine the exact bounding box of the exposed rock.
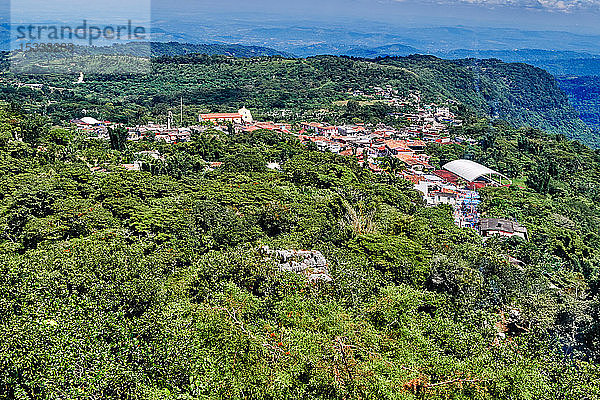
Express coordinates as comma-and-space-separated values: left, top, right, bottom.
260, 246, 333, 282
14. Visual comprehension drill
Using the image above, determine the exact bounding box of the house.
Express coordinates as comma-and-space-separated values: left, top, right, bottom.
428, 191, 458, 206
301, 122, 338, 136
394, 153, 433, 171
383, 139, 411, 155
243, 121, 291, 134
238, 107, 253, 123
406, 140, 427, 151
478, 218, 528, 240
338, 125, 366, 135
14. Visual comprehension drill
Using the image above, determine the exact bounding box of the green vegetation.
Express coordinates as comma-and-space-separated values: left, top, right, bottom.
1, 51, 596, 144
557, 76, 600, 136
0, 104, 600, 398
1, 49, 600, 398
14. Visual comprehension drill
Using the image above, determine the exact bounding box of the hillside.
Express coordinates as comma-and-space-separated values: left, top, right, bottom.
292, 43, 420, 58
1, 106, 600, 398
2, 47, 600, 399
557, 76, 600, 133
438, 49, 600, 76
3, 41, 290, 62
379, 56, 594, 144
2, 52, 595, 145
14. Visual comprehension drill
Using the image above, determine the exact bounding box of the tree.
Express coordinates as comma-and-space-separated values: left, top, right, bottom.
222, 149, 266, 173
108, 126, 128, 151
19, 115, 49, 145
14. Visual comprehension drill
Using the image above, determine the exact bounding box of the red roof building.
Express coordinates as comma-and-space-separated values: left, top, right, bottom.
201, 113, 243, 124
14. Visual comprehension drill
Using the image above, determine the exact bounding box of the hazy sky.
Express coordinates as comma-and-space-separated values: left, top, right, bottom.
5, 0, 600, 33
150, 0, 600, 34
5, 0, 600, 45
10, 0, 150, 22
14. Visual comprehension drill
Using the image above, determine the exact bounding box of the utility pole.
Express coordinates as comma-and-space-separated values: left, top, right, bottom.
180, 97, 183, 127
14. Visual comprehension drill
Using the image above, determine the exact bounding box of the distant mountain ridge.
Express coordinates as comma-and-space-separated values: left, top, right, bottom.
436, 49, 600, 76
4, 41, 292, 58
440, 49, 600, 62
290, 45, 600, 77
151, 20, 600, 56
291, 43, 420, 58
149, 42, 293, 58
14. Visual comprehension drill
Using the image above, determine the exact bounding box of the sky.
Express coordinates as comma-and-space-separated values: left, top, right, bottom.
6, 0, 600, 32
150, 0, 600, 34
4, 0, 600, 51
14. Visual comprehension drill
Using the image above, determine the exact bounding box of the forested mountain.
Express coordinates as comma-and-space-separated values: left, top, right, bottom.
2, 53, 595, 145
380, 56, 594, 144
4, 1, 600, 396
557, 76, 600, 133
1, 43, 600, 398
1, 106, 600, 398
149, 42, 292, 57
1, 41, 290, 63
438, 49, 600, 77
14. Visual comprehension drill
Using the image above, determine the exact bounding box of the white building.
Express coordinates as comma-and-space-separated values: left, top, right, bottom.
238, 107, 253, 123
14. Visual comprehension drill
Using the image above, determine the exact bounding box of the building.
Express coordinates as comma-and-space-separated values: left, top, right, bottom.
200, 108, 253, 124
242, 121, 291, 134
406, 140, 427, 151
200, 113, 243, 124
428, 191, 458, 206
238, 107, 253, 123
384, 139, 411, 155
301, 122, 338, 136
71, 117, 110, 139
478, 218, 528, 240
443, 159, 512, 187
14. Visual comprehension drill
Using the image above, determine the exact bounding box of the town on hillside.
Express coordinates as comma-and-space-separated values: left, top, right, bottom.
71, 102, 525, 241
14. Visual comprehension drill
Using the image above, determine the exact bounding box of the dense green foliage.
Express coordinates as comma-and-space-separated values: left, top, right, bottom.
1, 105, 600, 398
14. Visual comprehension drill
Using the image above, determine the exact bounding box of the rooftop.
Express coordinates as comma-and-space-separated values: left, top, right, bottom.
443, 159, 511, 185
479, 218, 527, 235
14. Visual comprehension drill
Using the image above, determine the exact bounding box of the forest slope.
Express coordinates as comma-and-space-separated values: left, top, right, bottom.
1, 109, 600, 398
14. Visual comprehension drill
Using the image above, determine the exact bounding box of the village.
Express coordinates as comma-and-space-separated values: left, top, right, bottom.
71, 99, 526, 242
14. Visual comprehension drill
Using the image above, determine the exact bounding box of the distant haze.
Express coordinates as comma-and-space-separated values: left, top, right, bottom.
152, 0, 600, 35
5, 0, 600, 55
